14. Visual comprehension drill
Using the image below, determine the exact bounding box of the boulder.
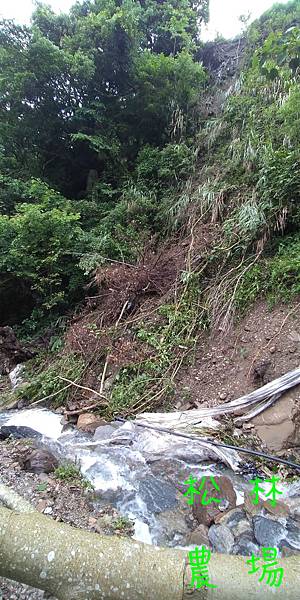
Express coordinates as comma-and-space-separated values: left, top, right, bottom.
253, 516, 286, 547
251, 388, 300, 451
208, 524, 235, 553
192, 476, 237, 526
234, 537, 260, 557
218, 508, 252, 538
244, 490, 264, 517
263, 499, 289, 518
185, 524, 210, 547
77, 413, 107, 433
156, 507, 190, 543
285, 519, 300, 550
19, 449, 58, 474
0, 425, 42, 440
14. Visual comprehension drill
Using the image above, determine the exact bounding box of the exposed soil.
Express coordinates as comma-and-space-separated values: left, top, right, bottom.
177, 299, 300, 410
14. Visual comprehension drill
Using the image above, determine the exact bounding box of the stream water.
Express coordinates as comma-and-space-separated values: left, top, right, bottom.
0, 408, 299, 551
0, 408, 246, 543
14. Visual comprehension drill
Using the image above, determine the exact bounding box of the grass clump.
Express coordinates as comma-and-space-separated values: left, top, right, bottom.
15, 352, 85, 407
236, 234, 300, 312
54, 462, 93, 489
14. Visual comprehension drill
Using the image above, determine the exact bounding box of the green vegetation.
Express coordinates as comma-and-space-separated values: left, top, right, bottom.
111, 516, 135, 534
110, 273, 207, 414
1, 1, 300, 415
0, 0, 208, 326
54, 462, 93, 489
16, 353, 85, 406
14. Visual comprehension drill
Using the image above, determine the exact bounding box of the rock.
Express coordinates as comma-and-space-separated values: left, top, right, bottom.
185, 524, 210, 547
77, 413, 107, 433
263, 500, 289, 518
0, 425, 42, 440
251, 388, 300, 451
19, 449, 58, 474
285, 497, 300, 522
218, 508, 252, 538
192, 476, 237, 526
44, 506, 53, 515
156, 508, 190, 543
244, 491, 264, 517
138, 476, 178, 514
285, 519, 300, 550
253, 516, 286, 547
93, 424, 116, 441
234, 537, 260, 557
36, 499, 48, 513
208, 524, 235, 553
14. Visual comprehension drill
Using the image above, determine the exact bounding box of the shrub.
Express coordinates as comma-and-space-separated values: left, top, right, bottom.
0, 202, 86, 312
236, 234, 300, 311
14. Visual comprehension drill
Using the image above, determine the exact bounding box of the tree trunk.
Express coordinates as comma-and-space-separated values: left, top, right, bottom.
0, 505, 299, 599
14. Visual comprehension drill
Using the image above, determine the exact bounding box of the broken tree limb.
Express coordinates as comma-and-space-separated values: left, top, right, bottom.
57, 376, 108, 402
0, 505, 299, 599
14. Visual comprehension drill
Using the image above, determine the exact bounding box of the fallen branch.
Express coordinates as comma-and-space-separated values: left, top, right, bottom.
99, 358, 109, 395
64, 401, 106, 416
57, 376, 107, 401
0, 503, 299, 599
31, 383, 73, 406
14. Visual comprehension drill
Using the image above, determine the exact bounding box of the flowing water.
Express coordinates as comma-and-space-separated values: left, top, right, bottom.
0, 408, 296, 549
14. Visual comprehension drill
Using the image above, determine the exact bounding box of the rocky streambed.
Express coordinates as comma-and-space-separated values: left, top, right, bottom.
1, 408, 300, 560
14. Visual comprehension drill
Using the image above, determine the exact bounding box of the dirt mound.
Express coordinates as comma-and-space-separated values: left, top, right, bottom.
65, 223, 217, 359
177, 299, 300, 410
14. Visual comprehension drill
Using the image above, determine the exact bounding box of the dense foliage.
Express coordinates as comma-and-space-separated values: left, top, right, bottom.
0, 0, 208, 324
1, 0, 300, 415
0, 0, 300, 344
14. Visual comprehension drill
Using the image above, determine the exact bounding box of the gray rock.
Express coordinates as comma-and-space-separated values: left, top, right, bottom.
234, 536, 260, 557
156, 508, 190, 543
285, 519, 300, 550
93, 425, 115, 441
285, 497, 300, 522
138, 476, 178, 514
253, 516, 286, 547
0, 425, 42, 440
221, 508, 246, 527
208, 524, 235, 554
218, 508, 252, 539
